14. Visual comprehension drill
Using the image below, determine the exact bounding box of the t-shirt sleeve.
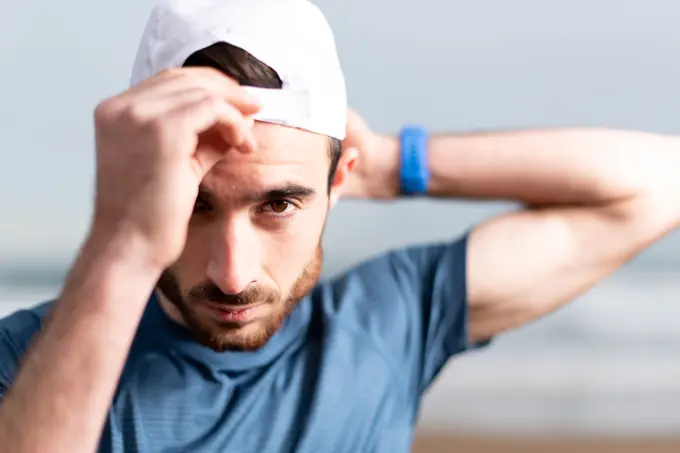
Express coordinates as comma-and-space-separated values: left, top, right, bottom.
0, 323, 20, 395
0, 305, 48, 401
325, 233, 489, 395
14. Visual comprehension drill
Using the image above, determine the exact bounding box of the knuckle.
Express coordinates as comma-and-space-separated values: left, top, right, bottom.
203, 92, 223, 107
227, 123, 247, 144
159, 67, 183, 79
123, 102, 150, 124
119, 102, 166, 138
199, 67, 238, 88
201, 65, 230, 79
94, 98, 120, 125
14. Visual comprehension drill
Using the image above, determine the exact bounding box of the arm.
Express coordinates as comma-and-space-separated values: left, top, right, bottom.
343, 121, 680, 343
0, 68, 260, 453
0, 235, 162, 453
427, 129, 680, 342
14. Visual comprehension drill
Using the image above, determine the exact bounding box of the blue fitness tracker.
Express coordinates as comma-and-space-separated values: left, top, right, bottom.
399, 125, 430, 195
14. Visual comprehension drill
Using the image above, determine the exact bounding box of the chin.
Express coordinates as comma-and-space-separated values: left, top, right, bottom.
189, 316, 282, 352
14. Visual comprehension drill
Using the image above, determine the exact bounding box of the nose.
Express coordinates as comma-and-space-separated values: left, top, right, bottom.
206, 217, 260, 295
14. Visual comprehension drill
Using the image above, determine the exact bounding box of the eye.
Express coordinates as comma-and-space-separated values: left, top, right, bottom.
260, 200, 296, 215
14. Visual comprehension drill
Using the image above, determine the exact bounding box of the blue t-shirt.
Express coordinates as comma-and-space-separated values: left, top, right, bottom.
0, 236, 486, 452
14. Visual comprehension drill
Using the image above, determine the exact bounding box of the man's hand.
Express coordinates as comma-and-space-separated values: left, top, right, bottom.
92, 67, 262, 269
0, 68, 263, 453
341, 109, 400, 199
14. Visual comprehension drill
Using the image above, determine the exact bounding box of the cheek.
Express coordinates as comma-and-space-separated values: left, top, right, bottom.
261, 206, 325, 279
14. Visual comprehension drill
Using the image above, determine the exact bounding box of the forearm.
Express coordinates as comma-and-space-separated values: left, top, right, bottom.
0, 234, 162, 453
382, 128, 680, 204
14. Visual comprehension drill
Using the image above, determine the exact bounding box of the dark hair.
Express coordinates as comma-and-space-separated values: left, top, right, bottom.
183, 42, 342, 190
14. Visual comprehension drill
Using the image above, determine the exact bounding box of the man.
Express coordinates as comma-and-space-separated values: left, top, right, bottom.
0, 0, 678, 451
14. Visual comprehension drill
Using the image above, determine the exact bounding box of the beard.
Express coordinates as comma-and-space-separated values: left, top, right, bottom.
156, 244, 323, 352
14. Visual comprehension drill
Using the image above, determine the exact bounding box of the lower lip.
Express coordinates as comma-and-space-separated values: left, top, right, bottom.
204, 303, 263, 322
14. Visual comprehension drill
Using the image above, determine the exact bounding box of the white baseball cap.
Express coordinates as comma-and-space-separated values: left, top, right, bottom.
130, 0, 347, 140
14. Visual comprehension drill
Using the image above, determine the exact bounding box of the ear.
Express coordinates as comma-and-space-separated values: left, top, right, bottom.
328, 146, 359, 208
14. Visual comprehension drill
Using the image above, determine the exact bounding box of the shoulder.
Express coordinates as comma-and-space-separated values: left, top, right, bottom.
0, 300, 54, 387
321, 234, 468, 310
0, 300, 53, 341
316, 234, 469, 341
313, 234, 474, 393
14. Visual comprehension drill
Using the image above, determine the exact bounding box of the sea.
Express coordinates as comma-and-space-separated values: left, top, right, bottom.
1, 253, 678, 438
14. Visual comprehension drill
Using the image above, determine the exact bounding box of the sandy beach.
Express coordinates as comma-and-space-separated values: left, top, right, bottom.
413, 434, 680, 453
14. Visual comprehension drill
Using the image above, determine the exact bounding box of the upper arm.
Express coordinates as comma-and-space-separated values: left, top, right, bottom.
466, 194, 680, 342
328, 234, 486, 394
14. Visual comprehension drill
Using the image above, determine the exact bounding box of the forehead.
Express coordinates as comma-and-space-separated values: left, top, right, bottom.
203, 122, 330, 193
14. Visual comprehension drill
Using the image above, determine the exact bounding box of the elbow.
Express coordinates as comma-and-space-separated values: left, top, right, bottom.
614, 187, 680, 249
613, 135, 680, 238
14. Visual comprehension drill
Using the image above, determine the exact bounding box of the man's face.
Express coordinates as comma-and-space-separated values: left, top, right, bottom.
157, 122, 348, 352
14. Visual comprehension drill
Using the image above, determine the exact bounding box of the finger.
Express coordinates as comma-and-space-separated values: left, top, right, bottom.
127, 67, 262, 116
192, 140, 226, 179
192, 132, 256, 179
193, 69, 262, 115
226, 115, 257, 153
167, 95, 255, 150
209, 101, 255, 151
127, 69, 225, 100
130, 88, 211, 118
125, 88, 258, 146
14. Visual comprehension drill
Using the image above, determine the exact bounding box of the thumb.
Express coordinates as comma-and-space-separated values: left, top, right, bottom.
191, 128, 236, 180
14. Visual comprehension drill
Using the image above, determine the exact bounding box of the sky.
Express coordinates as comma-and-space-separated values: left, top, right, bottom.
1, 0, 679, 268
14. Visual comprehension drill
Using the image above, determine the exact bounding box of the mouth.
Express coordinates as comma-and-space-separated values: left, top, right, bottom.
201, 301, 265, 323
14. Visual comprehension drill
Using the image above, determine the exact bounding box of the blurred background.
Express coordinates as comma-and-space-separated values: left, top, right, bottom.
1, 0, 679, 451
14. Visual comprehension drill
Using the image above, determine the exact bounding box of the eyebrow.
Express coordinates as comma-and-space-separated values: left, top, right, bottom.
248, 184, 317, 202
198, 183, 317, 204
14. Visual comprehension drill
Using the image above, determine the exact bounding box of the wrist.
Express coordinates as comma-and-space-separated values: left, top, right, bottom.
47, 230, 163, 353
347, 135, 400, 200
75, 229, 166, 291
376, 135, 401, 199
86, 219, 174, 271
398, 125, 430, 197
